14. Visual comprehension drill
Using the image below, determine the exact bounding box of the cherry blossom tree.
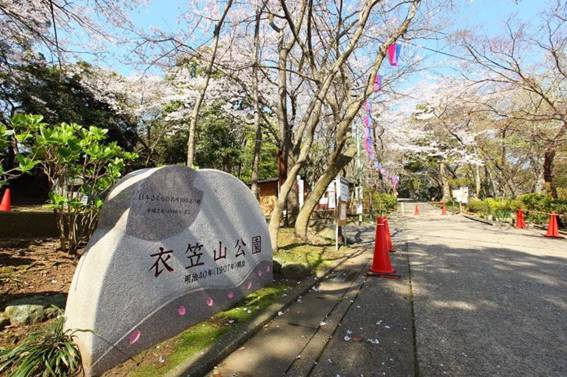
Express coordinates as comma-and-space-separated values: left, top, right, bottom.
459, 0, 567, 197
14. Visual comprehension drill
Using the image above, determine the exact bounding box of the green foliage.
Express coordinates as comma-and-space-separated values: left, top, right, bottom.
9, 114, 137, 253
158, 103, 242, 172
518, 193, 567, 223
239, 128, 278, 184
0, 318, 83, 377
1, 117, 42, 185
467, 193, 567, 224
449, 177, 472, 188
466, 197, 517, 220
195, 110, 242, 172
370, 192, 398, 215
1, 60, 137, 149
157, 103, 278, 183
466, 198, 486, 213
399, 156, 441, 200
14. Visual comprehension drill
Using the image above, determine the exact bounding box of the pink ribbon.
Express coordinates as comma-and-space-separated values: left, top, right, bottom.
388, 44, 399, 66
373, 74, 382, 91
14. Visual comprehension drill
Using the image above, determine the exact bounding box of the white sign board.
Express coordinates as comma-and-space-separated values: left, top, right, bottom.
452, 189, 461, 203
452, 186, 469, 204
355, 186, 363, 214
460, 186, 469, 204
327, 182, 336, 209
297, 176, 304, 208
337, 177, 350, 202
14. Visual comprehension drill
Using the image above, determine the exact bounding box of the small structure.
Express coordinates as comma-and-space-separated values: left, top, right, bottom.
257, 178, 279, 215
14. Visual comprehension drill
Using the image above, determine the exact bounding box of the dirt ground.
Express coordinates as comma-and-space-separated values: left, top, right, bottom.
0, 238, 78, 348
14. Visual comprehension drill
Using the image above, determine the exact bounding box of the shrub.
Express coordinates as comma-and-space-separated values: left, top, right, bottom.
8, 114, 137, 254
0, 318, 83, 376
370, 192, 397, 215
467, 194, 566, 225
466, 198, 486, 214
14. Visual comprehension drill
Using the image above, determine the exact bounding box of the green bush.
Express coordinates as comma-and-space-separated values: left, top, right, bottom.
370, 192, 397, 215
465, 198, 517, 220
466, 198, 487, 214
466, 194, 566, 225
7, 114, 137, 254
0, 318, 83, 376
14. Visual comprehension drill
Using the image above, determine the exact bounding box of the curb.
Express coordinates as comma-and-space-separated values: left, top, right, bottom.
463, 214, 494, 226
463, 214, 567, 236
166, 248, 367, 377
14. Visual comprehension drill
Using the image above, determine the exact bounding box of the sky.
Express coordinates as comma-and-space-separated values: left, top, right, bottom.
65, 0, 550, 77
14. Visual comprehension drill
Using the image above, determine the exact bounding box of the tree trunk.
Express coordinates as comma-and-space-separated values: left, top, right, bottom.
285, 183, 299, 226
440, 162, 451, 202
543, 148, 557, 198
474, 164, 481, 198
186, 0, 233, 167
295, 145, 356, 239
250, 5, 263, 199
268, 0, 420, 252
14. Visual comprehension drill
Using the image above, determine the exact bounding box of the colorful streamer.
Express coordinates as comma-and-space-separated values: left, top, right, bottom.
387, 43, 401, 66
361, 98, 399, 190
373, 74, 382, 92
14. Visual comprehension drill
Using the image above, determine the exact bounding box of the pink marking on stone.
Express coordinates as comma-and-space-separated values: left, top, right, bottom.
257, 271, 263, 277
128, 330, 141, 345
246, 281, 252, 290
178, 305, 186, 316
206, 297, 214, 307
266, 266, 271, 272
227, 291, 235, 299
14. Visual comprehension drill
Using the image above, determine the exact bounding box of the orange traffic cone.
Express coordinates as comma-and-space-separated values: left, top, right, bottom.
0, 187, 11, 212
368, 218, 399, 279
441, 202, 447, 215
383, 217, 394, 252
515, 209, 525, 229
414, 205, 420, 216
545, 212, 560, 238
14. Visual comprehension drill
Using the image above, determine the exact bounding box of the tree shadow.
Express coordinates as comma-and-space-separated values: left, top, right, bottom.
0, 291, 67, 310
405, 239, 567, 377
0, 252, 34, 267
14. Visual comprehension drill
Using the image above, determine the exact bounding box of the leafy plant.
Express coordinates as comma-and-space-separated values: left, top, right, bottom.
467, 194, 566, 226
0, 122, 41, 186
370, 192, 398, 215
9, 114, 137, 254
0, 318, 83, 376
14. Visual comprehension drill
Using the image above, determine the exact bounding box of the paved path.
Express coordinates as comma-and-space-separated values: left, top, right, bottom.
207, 224, 414, 377
407, 202, 567, 377
204, 203, 567, 377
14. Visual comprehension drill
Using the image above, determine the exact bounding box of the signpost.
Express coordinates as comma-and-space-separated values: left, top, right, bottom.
452, 186, 469, 213
335, 176, 350, 250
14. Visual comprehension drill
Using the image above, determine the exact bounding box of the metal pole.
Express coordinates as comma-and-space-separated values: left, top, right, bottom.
355, 121, 363, 224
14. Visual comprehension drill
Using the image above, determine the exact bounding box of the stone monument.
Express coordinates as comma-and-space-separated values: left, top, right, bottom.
64, 166, 273, 376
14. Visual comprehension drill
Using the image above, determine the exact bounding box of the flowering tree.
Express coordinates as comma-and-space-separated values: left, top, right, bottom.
459, 1, 567, 197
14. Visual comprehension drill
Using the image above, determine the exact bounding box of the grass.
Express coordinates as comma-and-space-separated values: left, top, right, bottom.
274, 228, 348, 274
122, 282, 291, 377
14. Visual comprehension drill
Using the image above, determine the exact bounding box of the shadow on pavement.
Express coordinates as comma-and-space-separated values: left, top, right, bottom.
408, 241, 567, 377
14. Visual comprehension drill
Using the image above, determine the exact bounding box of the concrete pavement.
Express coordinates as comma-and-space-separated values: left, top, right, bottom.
202, 202, 567, 377
408, 203, 567, 377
